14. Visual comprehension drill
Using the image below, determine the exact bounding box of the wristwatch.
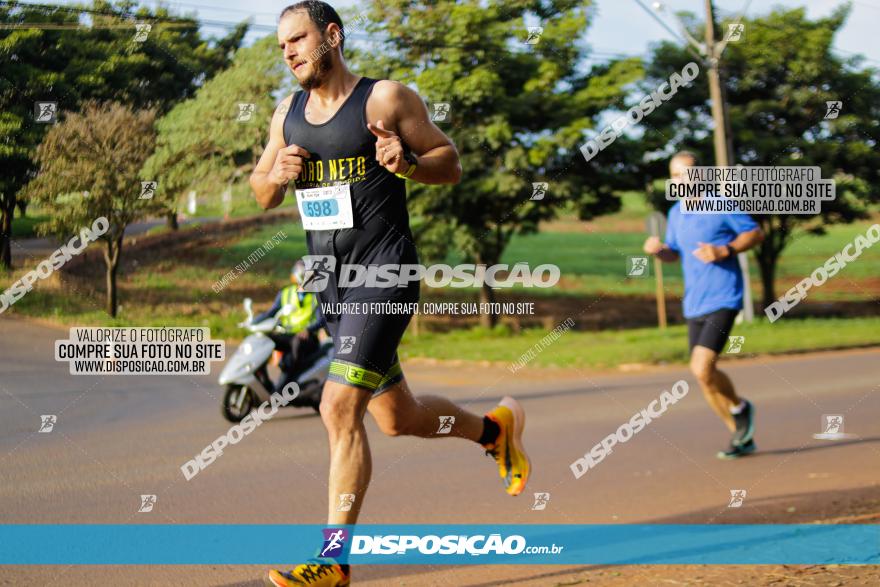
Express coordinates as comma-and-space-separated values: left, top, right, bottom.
726, 244, 738, 258
395, 151, 418, 180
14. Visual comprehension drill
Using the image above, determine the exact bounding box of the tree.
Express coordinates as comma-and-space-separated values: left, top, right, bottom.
640, 5, 880, 308
351, 0, 643, 326
23, 102, 164, 316
142, 36, 289, 212
0, 0, 247, 270
1, 2, 76, 271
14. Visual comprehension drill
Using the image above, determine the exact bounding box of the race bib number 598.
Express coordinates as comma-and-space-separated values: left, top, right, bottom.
295, 184, 354, 230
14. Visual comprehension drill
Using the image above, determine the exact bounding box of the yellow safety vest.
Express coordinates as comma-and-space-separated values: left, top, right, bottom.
279, 285, 318, 333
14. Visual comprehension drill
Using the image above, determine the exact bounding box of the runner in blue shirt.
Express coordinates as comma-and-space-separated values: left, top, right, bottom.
644, 151, 764, 459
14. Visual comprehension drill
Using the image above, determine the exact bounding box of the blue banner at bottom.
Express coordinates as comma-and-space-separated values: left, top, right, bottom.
0, 524, 877, 565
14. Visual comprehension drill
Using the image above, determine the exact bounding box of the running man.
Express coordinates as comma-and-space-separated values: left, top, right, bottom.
250, 3, 530, 585
643, 151, 763, 460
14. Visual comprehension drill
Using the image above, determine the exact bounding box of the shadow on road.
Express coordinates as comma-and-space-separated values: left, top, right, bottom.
755, 436, 880, 456
644, 482, 880, 525
455, 380, 647, 408
268, 410, 321, 422
256, 484, 879, 587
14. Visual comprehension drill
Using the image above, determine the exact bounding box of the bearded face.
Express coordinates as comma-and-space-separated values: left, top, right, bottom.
298, 43, 334, 91
278, 11, 339, 92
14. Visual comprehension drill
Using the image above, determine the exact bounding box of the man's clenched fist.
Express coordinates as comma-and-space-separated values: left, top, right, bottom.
367, 120, 410, 175
692, 241, 730, 264
643, 236, 664, 255
269, 144, 311, 186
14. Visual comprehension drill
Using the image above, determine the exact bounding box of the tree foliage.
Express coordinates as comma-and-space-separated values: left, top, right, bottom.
142, 36, 290, 205
641, 5, 880, 306
0, 0, 247, 269
349, 0, 643, 323
23, 102, 161, 316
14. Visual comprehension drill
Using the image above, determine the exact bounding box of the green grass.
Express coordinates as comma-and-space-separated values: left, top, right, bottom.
20, 279, 877, 368
501, 231, 684, 296
399, 317, 880, 369
10, 214, 51, 239
488, 217, 879, 300
4, 222, 313, 341
778, 223, 879, 280
12, 287, 246, 341
6, 192, 877, 364
214, 223, 310, 281
184, 179, 299, 220
614, 190, 654, 219
10, 182, 296, 241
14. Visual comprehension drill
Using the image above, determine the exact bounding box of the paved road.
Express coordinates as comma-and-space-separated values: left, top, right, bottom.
8, 216, 218, 264
0, 317, 878, 585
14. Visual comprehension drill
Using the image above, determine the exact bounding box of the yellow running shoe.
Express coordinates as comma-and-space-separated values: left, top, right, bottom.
267, 559, 350, 586
483, 396, 530, 496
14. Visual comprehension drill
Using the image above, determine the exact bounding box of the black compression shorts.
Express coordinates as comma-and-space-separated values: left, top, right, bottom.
687, 308, 739, 354
322, 289, 419, 396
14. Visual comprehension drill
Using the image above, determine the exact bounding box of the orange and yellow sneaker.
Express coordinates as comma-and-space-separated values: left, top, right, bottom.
266, 559, 350, 586
483, 396, 530, 496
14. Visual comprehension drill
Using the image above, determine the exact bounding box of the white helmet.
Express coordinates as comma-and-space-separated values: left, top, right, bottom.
291, 260, 306, 284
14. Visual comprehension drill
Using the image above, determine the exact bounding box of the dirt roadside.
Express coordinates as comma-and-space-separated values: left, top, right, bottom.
356, 484, 880, 587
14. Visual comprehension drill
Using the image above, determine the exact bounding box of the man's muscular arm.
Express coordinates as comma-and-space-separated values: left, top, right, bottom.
366, 81, 461, 185
250, 96, 311, 210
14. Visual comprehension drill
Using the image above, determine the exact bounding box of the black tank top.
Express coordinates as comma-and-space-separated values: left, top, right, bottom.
283, 77, 419, 285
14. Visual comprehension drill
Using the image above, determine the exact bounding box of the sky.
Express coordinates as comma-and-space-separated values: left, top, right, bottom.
23, 0, 880, 66
589, 0, 878, 65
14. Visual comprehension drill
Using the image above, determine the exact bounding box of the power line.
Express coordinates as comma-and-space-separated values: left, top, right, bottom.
136, 0, 280, 19
630, 0, 689, 46
630, 0, 705, 63
850, 0, 880, 10
0, 22, 194, 29
7, 0, 877, 67
630, 0, 880, 68
5, 0, 190, 23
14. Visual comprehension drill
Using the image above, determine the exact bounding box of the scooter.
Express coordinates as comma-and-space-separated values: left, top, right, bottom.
218, 298, 334, 422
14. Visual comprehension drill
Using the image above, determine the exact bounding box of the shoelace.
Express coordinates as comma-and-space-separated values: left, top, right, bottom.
295, 563, 332, 583
486, 446, 511, 479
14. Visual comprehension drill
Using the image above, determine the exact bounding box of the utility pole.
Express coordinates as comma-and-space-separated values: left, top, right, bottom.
650, 0, 755, 321
703, 0, 755, 322
704, 0, 729, 166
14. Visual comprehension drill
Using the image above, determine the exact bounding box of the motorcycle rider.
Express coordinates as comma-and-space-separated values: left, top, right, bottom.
253, 259, 326, 397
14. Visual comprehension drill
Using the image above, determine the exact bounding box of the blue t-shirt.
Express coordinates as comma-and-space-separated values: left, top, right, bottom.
665, 202, 759, 319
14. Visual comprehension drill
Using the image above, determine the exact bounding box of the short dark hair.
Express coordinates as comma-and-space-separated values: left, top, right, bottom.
672, 150, 699, 166
280, 1, 345, 52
